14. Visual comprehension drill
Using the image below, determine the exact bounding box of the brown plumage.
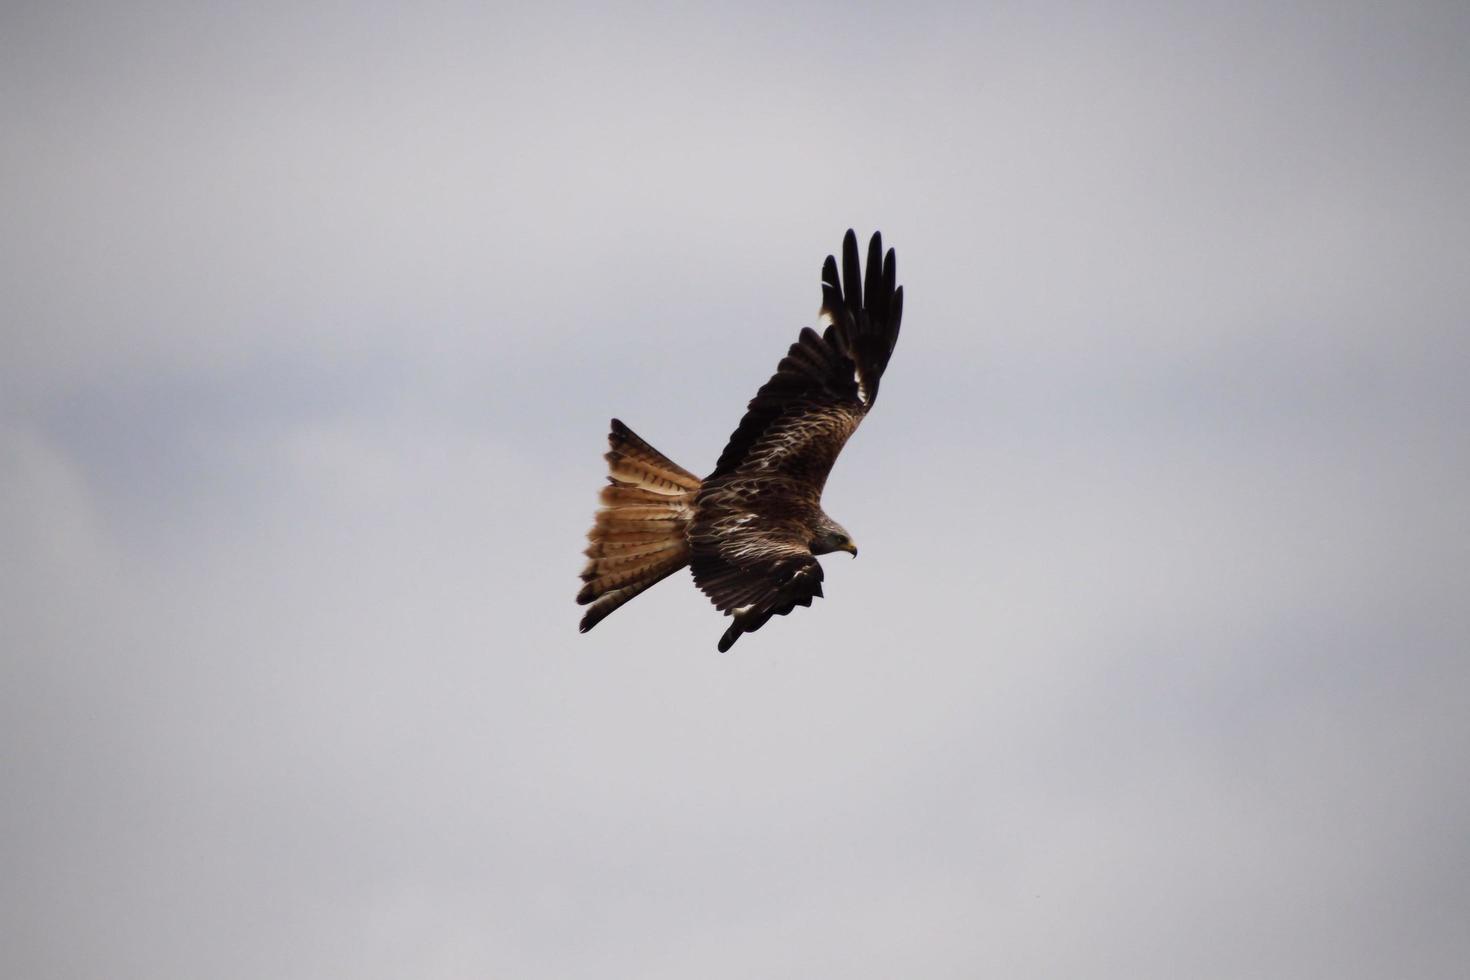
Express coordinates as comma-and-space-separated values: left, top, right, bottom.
578, 230, 904, 651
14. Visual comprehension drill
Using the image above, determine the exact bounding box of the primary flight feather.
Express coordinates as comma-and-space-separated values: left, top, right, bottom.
577, 230, 904, 651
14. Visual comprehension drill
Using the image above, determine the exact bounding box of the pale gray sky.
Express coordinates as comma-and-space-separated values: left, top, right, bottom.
3, 2, 1469, 978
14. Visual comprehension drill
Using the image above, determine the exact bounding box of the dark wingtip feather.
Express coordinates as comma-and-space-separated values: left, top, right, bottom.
891, 285, 904, 344
842, 230, 861, 313
820, 252, 844, 323
863, 232, 883, 313
821, 284, 841, 317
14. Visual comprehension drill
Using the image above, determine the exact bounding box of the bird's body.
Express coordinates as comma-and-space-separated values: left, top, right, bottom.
577, 230, 904, 651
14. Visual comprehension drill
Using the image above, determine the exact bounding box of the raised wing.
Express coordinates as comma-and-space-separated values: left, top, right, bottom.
690, 230, 903, 651
705, 229, 903, 488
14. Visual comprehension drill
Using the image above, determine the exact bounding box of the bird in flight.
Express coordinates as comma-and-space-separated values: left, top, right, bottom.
577, 230, 904, 651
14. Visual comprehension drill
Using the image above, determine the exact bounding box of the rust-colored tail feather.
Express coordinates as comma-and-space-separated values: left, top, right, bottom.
578, 420, 699, 633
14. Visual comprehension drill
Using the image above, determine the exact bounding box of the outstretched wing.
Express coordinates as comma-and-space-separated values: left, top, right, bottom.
705, 229, 904, 488
690, 230, 903, 651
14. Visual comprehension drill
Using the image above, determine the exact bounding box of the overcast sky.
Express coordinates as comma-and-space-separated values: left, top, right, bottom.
3, 2, 1469, 978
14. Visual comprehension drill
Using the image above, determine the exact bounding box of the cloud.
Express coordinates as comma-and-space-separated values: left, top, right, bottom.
2, 2, 1468, 978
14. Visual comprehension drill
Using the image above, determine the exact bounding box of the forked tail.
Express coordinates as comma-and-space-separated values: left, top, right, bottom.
578, 419, 700, 633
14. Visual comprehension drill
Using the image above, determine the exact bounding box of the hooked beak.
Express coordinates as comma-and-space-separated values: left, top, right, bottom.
841, 542, 859, 558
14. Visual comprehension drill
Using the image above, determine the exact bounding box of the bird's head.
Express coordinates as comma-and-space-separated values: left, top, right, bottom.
811, 520, 858, 558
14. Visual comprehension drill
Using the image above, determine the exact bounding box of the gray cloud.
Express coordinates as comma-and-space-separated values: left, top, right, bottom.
3, 2, 1468, 978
